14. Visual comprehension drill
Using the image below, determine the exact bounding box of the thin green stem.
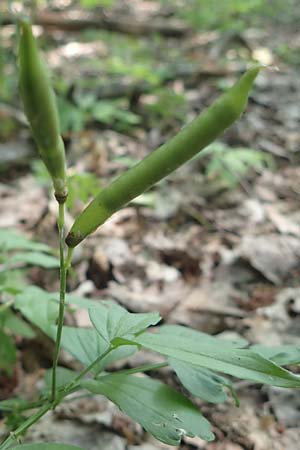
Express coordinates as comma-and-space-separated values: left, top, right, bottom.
61, 345, 114, 394
65, 246, 74, 270
0, 398, 46, 413
51, 202, 67, 402
0, 350, 168, 449
0, 403, 51, 450
0, 387, 78, 450
112, 361, 168, 376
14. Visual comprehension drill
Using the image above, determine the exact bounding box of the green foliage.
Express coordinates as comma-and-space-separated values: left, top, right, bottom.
44, 367, 78, 392
169, 359, 236, 404
175, 0, 298, 31
0, 330, 16, 374
0, 309, 35, 339
82, 374, 214, 445
2, 13, 300, 450
89, 302, 160, 344
251, 344, 300, 366
276, 44, 300, 66
80, 0, 114, 8
144, 87, 187, 124
6, 252, 58, 269
132, 326, 300, 388
4, 283, 300, 448
67, 172, 100, 210
0, 398, 32, 413
0, 230, 56, 375
203, 142, 274, 187
0, 229, 51, 253
90, 99, 141, 130
14, 286, 58, 335
31, 161, 100, 212
57, 94, 141, 134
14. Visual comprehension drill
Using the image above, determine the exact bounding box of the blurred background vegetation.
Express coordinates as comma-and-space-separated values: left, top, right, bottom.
0, 0, 299, 202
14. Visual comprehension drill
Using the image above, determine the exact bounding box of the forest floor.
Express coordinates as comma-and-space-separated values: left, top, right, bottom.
1, 1, 300, 449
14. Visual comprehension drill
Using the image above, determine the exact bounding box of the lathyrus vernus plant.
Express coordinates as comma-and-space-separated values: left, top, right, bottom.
1, 19, 300, 450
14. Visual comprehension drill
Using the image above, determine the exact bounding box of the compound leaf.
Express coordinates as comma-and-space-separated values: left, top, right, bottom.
89, 302, 160, 344
60, 326, 135, 373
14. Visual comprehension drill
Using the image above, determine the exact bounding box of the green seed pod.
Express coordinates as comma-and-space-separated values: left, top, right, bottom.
66, 67, 260, 247
18, 20, 67, 203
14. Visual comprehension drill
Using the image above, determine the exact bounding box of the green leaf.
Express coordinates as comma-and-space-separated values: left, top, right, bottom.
0, 229, 51, 253
14, 286, 58, 335
0, 397, 31, 412
0, 268, 26, 294
0, 330, 16, 374
64, 294, 103, 310
251, 344, 300, 365
89, 302, 160, 344
161, 325, 248, 348
44, 367, 77, 392
7, 251, 59, 268
169, 358, 232, 404
82, 374, 214, 445
134, 326, 300, 388
204, 143, 274, 188
14, 287, 137, 372
11, 444, 86, 450
14, 286, 99, 336
2, 309, 36, 338
60, 326, 135, 373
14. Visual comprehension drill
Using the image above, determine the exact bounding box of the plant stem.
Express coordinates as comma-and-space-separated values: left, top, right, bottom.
0, 345, 114, 449
65, 246, 74, 270
114, 361, 168, 376
61, 345, 115, 394
0, 403, 51, 450
51, 202, 67, 402
0, 348, 167, 449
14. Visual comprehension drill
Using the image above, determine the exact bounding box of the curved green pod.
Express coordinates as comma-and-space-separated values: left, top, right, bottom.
66, 67, 260, 247
18, 20, 67, 203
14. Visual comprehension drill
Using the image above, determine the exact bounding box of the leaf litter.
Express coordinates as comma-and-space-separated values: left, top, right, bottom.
2, 1, 300, 449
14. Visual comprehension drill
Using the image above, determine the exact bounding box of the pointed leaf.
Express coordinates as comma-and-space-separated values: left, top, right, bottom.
2, 310, 36, 338
14, 286, 58, 335
14, 286, 100, 335
82, 374, 214, 445
15, 287, 135, 371
134, 328, 300, 388
161, 325, 248, 348
89, 302, 160, 344
169, 358, 232, 404
251, 344, 300, 366
60, 326, 135, 373
0, 229, 52, 252
7, 251, 59, 268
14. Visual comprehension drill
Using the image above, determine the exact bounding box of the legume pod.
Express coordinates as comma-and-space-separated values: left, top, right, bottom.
18, 20, 67, 203
66, 67, 260, 247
